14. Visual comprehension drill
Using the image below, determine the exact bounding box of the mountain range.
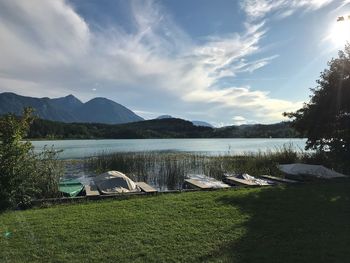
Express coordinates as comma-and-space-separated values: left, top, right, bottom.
0, 92, 143, 124
0, 92, 214, 127
0, 93, 296, 139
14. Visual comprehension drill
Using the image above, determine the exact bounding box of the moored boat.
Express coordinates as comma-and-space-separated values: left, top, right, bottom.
224, 173, 276, 186
59, 178, 85, 197
93, 171, 141, 194
278, 163, 347, 180
184, 174, 231, 189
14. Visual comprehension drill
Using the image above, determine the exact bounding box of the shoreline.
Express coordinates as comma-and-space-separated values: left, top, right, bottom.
27, 137, 305, 141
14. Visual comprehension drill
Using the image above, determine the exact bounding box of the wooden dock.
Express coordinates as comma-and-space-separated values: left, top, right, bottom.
184, 179, 212, 189
84, 185, 100, 197
224, 176, 259, 187
259, 175, 298, 184
135, 182, 158, 193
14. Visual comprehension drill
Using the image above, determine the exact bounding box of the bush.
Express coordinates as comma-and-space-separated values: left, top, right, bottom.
0, 108, 63, 209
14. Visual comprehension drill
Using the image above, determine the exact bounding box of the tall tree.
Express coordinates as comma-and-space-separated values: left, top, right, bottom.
285, 45, 350, 169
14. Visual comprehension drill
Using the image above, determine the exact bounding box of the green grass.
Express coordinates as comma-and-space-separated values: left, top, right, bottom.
1, 180, 350, 262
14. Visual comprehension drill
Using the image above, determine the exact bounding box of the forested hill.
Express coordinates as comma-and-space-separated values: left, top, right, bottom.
212, 122, 299, 138
27, 118, 299, 139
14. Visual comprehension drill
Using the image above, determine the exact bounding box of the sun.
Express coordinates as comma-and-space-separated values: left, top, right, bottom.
329, 20, 350, 47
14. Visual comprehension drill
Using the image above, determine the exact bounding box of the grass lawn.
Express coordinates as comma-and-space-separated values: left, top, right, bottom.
1, 180, 350, 263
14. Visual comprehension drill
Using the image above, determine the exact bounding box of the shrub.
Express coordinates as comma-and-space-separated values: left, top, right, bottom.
0, 108, 63, 209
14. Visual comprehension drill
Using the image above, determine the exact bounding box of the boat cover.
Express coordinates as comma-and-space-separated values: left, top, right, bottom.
93, 171, 140, 194
278, 163, 347, 179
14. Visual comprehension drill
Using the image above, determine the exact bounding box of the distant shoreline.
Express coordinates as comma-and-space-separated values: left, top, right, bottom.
27, 117, 299, 140
27, 137, 303, 141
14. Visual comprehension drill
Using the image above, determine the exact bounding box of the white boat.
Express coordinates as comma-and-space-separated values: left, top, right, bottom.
185, 174, 230, 189
278, 163, 347, 180
224, 173, 276, 186
93, 171, 141, 194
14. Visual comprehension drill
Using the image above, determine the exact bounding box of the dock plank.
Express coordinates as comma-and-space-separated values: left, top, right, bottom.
224, 176, 259, 186
184, 179, 212, 189
136, 182, 158, 193
85, 185, 100, 196
259, 175, 298, 184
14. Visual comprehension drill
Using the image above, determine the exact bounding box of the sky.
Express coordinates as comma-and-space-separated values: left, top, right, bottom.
0, 0, 350, 126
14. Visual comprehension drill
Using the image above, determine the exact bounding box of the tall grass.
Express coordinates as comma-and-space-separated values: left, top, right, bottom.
85, 145, 304, 190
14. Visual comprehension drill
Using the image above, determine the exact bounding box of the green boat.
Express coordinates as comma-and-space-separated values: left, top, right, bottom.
59, 178, 84, 197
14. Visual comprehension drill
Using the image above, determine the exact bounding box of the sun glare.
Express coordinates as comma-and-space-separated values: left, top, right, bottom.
330, 20, 350, 47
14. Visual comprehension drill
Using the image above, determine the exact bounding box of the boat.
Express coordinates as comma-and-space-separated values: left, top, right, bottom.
184, 174, 231, 189
224, 173, 276, 186
93, 171, 141, 194
59, 178, 85, 197
278, 163, 347, 180
258, 174, 298, 184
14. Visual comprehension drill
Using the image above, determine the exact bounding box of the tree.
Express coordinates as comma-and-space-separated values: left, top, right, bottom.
0, 108, 63, 209
285, 44, 350, 171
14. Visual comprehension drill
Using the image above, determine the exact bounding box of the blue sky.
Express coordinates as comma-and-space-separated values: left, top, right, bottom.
0, 0, 350, 126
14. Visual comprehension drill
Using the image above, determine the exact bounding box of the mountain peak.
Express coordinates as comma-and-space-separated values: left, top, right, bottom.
63, 94, 81, 102
76, 97, 143, 124
50, 94, 83, 112
89, 97, 111, 101
86, 97, 117, 106
65, 94, 77, 99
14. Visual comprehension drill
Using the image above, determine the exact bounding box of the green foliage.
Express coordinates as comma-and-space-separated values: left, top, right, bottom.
285, 44, 350, 173
0, 108, 63, 209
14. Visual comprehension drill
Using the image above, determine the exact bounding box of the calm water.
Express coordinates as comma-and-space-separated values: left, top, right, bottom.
31, 138, 307, 159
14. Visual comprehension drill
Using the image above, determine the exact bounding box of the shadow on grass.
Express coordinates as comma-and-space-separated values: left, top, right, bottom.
202, 180, 350, 263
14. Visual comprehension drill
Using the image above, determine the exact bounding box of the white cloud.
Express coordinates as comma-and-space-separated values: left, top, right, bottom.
183, 86, 303, 123
0, 0, 89, 73
0, 0, 302, 124
232, 116, 247, 125
341, 0, 350, 7
241, 0, 333, 20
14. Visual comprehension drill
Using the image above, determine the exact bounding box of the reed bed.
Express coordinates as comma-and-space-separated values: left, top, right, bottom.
85, 144, 304, 190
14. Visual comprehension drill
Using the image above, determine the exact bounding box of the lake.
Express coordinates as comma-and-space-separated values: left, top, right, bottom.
31, 138, 307, 159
